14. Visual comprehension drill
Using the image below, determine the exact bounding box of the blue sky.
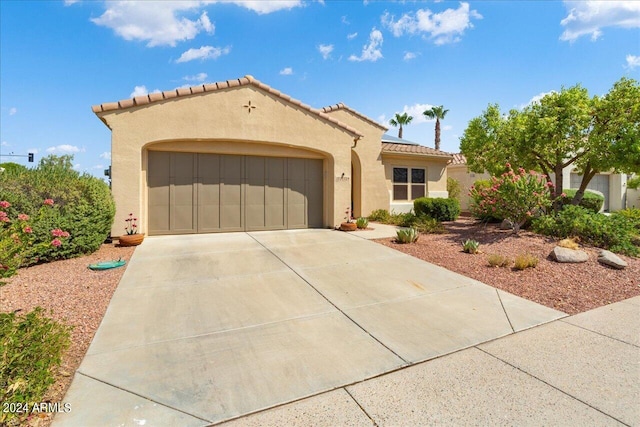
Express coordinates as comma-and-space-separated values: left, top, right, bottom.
1, 1, 639, 177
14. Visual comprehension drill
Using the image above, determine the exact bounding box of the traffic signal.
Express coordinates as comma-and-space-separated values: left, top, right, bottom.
28, 153, 34, 162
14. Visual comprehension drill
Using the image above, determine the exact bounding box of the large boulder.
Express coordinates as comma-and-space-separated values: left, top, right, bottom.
598, 250, 627, 269
550, 246, 589, 263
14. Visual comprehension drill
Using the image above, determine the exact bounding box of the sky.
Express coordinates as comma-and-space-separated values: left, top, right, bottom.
1, 0, 639, 177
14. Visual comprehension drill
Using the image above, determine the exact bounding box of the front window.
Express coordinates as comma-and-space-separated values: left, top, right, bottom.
393, 167, 426, 200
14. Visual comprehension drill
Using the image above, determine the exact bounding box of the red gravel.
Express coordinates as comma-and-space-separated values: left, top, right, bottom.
376, 218, 640, 315
0, 243, 135, 427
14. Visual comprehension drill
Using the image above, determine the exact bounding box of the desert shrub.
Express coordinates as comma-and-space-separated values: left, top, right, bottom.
0, 308, 71, 425
414, 197, 460, 221
514, 253, 539, 270
469, 164, 552, 233
557, 189, 604, 213
0, 155, 115, 266
614, 209, 640, 232
462, 239, 480, 254
389, 211, 417, 227
487, 254, 511, 268
396, 227, 419, 244
368, 209, 392, 223
468, 179, 502, 222
355, 217, 369, 229
532, 205, 639, 256
447, 177, 461, 200
411, 216, 446, 234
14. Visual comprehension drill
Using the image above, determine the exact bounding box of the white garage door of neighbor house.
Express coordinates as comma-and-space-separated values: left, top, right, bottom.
147, 152, 323, 235
570, 174, 609, 212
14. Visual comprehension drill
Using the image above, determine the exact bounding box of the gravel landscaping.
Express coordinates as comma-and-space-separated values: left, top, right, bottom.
376, 218, 640, 315
0, 244, 135, 427
1, 220, 638, 426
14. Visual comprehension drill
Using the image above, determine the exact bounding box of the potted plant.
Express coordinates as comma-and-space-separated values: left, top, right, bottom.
340, 207, 357, 231
119, 213, 144, 246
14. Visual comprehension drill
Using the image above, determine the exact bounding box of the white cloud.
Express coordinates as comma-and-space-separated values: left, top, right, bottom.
396, 103, 435, 124
92, 3, 216, 47
73, 163, 82, 171
625, 54, 640, 70
347, 32, 358, 40
234, 0, 303, 14
1, 141, 9, 147
176, 45, 230, 63
377, 114, 387, 125
519, 90, 557, 109
64, 0, 79, 5
382, 2, 482, 45
9, 107, 17, 116
342, 16, 350, 25
183, 72, 208, 82
348, 28, 383, 62
279, 67, 293, 75
99, 152, 111, 160
442, 125, 453, 131
46, 145, 84, 154
403, 52, 417, 61
318, 44, 334, 60
93, 164, 104, 170
560, 1, 640, 42
129, 85, 161, 98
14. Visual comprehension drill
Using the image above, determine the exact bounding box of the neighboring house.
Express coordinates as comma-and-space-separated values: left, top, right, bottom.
92, 75, 451, 236
447, 154, 490, 211
448, 153, 631, 212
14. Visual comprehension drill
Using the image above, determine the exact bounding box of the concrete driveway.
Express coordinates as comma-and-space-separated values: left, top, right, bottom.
53, 229, 564, 426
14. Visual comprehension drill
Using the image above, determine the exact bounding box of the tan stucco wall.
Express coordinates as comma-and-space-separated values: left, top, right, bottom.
382, 154, 449, 213
448, 165, 491, 211
321, 109, 389, 217
99, 85, 357, 235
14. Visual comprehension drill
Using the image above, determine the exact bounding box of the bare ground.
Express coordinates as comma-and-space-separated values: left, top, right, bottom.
376, 218, 640, 315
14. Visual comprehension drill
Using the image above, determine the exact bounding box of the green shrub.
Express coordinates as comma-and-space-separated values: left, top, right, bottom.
0, 308, 71, 425
557, 189, 604, 213
447, 177, 461, 200
514, 253, 539, 270
462, 239, 480, 254
368, 209, 391, 223
487, 254, 511, 268
613, 209, 640, 232
627, 176, 640, 190
414, 197, 460, 221
411, 216, 446, 234
532, 205, 639, 256
396, 227, 419, 244
355, 217, 369, 229
0, 155, 115, 267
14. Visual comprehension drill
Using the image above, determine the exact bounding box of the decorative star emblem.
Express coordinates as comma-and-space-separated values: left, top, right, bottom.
243, 100, 256, 114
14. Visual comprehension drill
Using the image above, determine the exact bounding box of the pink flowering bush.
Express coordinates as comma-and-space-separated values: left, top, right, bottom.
469, 164, 552, 233
0, 200, 70, 278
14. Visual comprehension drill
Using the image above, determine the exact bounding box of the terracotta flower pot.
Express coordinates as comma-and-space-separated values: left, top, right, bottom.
119, 233, 144, 247
340, 222, 357, 231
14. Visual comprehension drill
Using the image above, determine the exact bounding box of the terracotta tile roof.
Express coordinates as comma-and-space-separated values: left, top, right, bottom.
321, 103, 388, 131
450, 153, 467, 165
381, 143, 453, 159
92, 75, 363, 138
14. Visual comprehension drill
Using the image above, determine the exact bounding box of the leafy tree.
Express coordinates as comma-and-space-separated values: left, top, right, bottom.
460, 77, 640, 206
423, 105, 449, 150
389, 112, 413, 139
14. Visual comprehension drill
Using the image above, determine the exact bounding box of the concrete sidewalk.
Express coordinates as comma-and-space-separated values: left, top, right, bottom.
222, 296, 640, 426
54, 229, 567, 426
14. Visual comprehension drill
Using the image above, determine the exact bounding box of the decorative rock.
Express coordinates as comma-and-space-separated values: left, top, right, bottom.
550, 246, 589, 263
598, 250, 627, 269
500, 219, 513, 230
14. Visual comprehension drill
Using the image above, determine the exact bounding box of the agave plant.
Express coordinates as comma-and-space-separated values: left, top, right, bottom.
356, 217, 369, 229
462, 239, 480, 254
396, 227, 419, 244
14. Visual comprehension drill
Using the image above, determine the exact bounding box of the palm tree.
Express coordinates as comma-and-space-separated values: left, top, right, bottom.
423, 105, 449, 150
389, 112, 413, 139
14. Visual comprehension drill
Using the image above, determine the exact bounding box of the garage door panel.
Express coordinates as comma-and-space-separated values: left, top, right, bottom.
148, 152, 323, 234
198, 154, 221, 232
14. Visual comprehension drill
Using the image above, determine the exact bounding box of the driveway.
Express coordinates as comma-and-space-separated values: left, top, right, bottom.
53, 229, 564, 426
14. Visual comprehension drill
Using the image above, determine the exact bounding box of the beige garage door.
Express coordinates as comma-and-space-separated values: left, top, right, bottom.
148, 152, 323, 235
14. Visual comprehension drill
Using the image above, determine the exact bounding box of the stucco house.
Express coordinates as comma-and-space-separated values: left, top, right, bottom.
92, 75, 451, 236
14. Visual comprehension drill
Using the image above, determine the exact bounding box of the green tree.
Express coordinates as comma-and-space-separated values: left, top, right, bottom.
389, 112, 413, 139
423, 105, 449, 150
459, 77, 640, 206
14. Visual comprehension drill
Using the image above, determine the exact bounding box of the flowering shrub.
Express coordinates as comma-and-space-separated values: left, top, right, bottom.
0, 200, 70, 278
469, 164, 552, 233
